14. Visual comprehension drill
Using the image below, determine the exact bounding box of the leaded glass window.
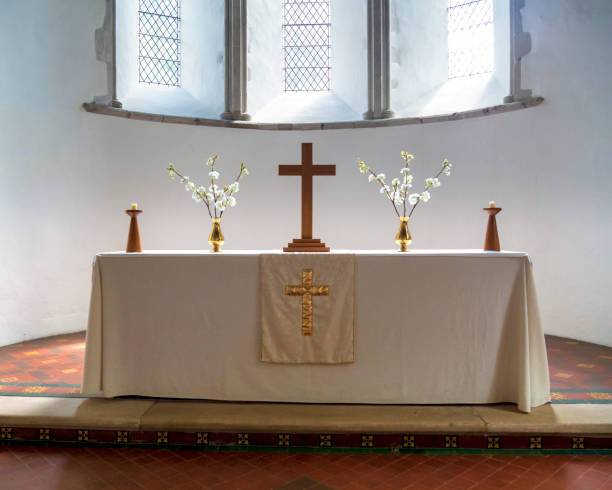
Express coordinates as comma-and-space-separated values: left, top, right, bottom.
447, 0, 493, 79
138, 0, 181, 86
282, 0, 331, 92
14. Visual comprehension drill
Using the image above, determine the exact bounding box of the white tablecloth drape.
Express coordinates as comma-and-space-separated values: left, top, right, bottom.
82, 250, 550, 412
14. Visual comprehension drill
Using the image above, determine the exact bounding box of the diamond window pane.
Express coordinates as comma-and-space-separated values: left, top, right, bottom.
283, 0, 331, 92
138, 0, 181, 87
447, 0, 493, 79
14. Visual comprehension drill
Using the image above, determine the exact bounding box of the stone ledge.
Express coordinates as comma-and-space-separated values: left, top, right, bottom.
0, 397, 154, 430
476, 404, 612, 434
82, 97, 544, 131
1, 397, 610, 435
139, 402, 485, 433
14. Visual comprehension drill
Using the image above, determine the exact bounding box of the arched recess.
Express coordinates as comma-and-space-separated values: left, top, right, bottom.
88, 0, 538, 126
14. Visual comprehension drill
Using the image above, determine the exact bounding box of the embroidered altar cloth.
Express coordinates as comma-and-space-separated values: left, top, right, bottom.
260, 253, 355, 364
82, 250, 550, 412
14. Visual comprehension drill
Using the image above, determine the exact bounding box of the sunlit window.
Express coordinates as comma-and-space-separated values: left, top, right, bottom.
447, 0, 493, 79
138, 0, 181, 86
282, 0, 331, 92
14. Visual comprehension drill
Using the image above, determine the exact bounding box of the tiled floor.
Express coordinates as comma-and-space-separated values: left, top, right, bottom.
1, 445, 611, 490
547, 336, 612, 402
1, 333, 611, 401
1, 335, 611, 489
0, 333, 83, 396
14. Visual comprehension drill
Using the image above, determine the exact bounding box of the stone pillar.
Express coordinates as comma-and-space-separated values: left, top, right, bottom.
93, 0, 122, 108
221, 0, 251, 121
363, 0, 394, 120
504, 0, 532, 103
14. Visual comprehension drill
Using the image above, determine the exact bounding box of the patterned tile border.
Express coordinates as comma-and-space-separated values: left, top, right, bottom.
278, 433, 290, 447
0, 427, 610, 454
196, 432, 208, 445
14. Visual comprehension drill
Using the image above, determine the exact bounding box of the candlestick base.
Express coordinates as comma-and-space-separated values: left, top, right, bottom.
125, 209, 143, 253
283, 238, 330, 252
483, 207, 501, 252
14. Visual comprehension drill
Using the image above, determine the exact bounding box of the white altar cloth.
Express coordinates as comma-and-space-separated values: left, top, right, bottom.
82, 250, 550, 412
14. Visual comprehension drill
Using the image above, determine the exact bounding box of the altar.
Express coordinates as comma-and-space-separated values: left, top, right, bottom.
82, 250, 550, 413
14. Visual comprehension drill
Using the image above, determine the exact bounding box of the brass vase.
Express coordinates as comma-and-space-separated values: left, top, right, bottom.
208, 218, 224, 252
395, 216, 412, 252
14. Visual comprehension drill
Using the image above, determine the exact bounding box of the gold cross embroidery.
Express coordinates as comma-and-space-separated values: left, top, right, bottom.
285, 269, 329, 335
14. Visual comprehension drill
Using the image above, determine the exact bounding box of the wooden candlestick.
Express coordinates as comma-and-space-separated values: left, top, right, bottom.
125, 209, 143, 253
483, 207, 501, 251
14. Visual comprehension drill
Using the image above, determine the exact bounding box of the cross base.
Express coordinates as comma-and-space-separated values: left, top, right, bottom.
283, 238, 330, 253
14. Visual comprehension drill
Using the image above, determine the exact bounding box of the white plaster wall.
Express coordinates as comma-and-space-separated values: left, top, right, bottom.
117, 0, 224, 118
181, 0, 224, 107
247, 0, 283, 115
1, 0, 611, 347
331, 0, 367, 115
493, 0, 510, 95
390, 0, 448, 111
391, 0, 509, 117
249, 0, 364, 122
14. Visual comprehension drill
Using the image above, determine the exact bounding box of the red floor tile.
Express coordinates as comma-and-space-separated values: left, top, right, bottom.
2, 332, 611, 400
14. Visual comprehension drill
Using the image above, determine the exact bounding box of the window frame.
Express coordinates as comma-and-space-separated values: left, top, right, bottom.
282, 0, 332, 92
89, 0, 537, 126
137, 0, 182, 87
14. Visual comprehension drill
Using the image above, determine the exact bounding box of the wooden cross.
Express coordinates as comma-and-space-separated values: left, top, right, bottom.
279, 142, 335, 252
285, 269, 329, 336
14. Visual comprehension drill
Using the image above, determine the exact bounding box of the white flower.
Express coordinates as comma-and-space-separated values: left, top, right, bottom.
426, 177, 440, 188
376, 173, 386, 183
380, 185, 391, 194
192, 191, 201, 202
209, 170, 220, 179
241, 167, 249, 176
214, 200, 226, 211
228, 195, 237, 207
228, 182, 239, 193
392, 177, 400, 187
393, 196, 404, 205
405, 174, 414, 184
368, 174, 375, 183
400, 183, 412, 192
408, 193, 420, 205
443, 161, 452, 176
209, 185, 223, 199
180, 176, 189, 184
420, 191, 431, 202
401, 151, 414, 162
205, 192, 214, 201
168, 170, 176, 179
186, 181, 196, 191
400, 167, 410, 175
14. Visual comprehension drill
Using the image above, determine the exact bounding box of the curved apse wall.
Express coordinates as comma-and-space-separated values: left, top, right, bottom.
0, 0, 611, 347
